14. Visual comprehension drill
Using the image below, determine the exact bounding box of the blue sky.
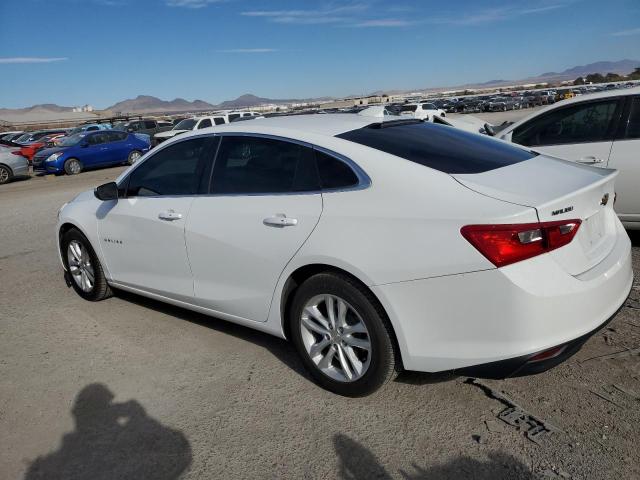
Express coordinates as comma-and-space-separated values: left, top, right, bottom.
0, 0, 639, 109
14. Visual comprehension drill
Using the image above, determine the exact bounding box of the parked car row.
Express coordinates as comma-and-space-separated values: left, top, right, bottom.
0, 111, 265, 184
152, 111, 261, 146
0, 128, 151, 184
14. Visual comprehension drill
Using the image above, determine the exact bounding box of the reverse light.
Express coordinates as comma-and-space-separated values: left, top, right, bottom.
461, 219, 581, 268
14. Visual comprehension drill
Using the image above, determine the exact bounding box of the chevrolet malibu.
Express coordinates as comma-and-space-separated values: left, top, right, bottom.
56, 114, 633, 396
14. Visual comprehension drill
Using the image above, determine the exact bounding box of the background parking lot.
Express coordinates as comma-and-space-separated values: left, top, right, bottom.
1, 110, 639, 479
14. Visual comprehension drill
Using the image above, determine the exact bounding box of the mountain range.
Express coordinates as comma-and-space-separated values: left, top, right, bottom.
1, 60, 638, 119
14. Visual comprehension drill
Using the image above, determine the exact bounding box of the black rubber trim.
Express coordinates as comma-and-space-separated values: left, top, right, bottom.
457, 302, 626, 379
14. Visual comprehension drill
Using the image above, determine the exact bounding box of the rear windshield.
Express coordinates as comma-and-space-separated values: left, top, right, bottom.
336, 122, 536, 174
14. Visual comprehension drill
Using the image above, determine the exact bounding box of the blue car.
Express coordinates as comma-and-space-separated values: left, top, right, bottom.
33, 130, 150, 175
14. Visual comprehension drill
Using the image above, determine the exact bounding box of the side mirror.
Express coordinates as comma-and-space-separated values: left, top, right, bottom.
94, 182, 119, 201
127, 128, 134, 133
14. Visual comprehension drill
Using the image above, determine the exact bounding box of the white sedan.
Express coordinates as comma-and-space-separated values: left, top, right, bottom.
56, 114, 633, 396
495, 86, 640, 229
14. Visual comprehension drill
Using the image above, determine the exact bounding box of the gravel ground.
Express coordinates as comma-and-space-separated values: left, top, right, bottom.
1, 146, 639, 480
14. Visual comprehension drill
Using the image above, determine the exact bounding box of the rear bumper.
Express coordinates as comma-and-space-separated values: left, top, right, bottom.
11, 161, 29, 177
372, 220, 633, 373
456, 303, 623, 378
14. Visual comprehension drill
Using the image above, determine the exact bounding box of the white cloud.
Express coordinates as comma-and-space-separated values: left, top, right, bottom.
431, 2, 573, 26
610, 27, 640, 37
216, 48, 278, 53
353, 19, 414, 27
242, 4, 369, 25
0, 57, 69, 64
166, 0, 225, 8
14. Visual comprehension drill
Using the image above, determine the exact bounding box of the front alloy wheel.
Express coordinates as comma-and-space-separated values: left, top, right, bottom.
62, 228, 112, 301
300, 294, 372, 382
67, 240, 95, 292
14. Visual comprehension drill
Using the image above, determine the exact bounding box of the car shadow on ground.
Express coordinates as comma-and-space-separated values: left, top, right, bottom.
112, 289, 457, 387
23, 383, 192, 480
113, 289, 311, 381
334, 433, 542, 480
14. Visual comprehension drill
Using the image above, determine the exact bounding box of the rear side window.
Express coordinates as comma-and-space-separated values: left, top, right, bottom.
144, 121, 156, 129
213, 117, 226, 125
316, 151, 358, 189
228, 114, 241, 122
107, 131, 128, 141
198, 119, 212, 129
513, 99, 620, 146
211, 136, 318, 194
625, 97, 640, 139
336, 122, 535, 174
88, 133, 108, 145
127, 137, 213, 197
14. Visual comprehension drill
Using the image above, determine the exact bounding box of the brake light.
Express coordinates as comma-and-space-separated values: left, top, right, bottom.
461, 219, 581, 268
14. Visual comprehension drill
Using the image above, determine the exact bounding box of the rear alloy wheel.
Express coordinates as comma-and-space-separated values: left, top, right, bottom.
290, 272, 398, 396
64, 158, 82, 175
127, 150, 142, 165
62, 229, 112, 301
0, 165, 12, 185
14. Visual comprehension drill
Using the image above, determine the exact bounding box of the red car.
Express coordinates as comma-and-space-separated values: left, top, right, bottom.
16, 133, 67, 163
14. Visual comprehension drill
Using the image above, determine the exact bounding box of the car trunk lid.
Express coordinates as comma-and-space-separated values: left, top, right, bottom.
453, 155, 619, 276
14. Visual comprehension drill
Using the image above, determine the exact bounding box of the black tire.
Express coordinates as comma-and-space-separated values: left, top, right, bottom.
61, 228, 112, 301
289, 272, 399, 397
0, 164, 12, 185
64, 158, 82, 175
127, 150, 142, 165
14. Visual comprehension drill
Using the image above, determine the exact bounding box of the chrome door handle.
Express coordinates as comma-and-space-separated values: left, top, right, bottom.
158, 209, 183, 221
263, 214, 297, 227
577, 156, 604, 164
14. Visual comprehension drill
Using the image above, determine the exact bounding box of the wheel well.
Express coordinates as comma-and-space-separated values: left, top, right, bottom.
280, 263, 403, 369
58, 223, 81, 257
0, 163, 13, 176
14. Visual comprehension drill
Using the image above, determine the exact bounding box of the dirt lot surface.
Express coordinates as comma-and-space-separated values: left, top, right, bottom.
1, 145, 639, 479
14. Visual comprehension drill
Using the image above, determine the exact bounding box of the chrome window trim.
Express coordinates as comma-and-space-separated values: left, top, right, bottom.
206, 132, 371, 197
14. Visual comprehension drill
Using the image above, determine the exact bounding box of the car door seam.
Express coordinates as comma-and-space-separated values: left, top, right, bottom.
264, 192, 325, 322
182, 197, 198, 297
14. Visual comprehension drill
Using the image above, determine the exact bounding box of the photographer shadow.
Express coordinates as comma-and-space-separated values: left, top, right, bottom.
24, 383, 192, 480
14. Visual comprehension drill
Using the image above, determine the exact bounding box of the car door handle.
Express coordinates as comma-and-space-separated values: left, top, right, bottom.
158, 210, 183, 221
263, 214, 298, 227
577, 156, 605, 164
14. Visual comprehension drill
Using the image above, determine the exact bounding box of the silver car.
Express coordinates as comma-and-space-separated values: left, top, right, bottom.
0, 146, 29, 185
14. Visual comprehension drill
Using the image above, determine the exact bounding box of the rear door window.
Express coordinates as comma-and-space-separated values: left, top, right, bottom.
144, 121, 157, 129
512, 99, 621, 146
337, 122, 536, 174
198, 119, 212, 129
210, 136, 318, 194
107, 131, 128, 142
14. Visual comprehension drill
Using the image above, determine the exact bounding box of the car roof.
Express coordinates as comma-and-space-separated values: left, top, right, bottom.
200, 113, 378, 137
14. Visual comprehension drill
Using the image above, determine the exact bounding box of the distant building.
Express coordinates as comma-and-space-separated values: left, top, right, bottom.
72, 104, 94, 112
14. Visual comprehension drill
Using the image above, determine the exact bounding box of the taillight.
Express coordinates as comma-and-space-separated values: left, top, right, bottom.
461, 219, 581, 268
